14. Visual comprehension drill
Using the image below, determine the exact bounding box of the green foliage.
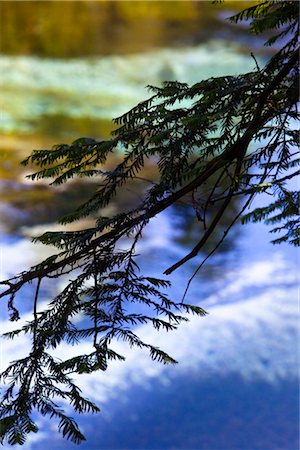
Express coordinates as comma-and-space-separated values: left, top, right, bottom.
0, 1, 299, 445
241, 186, 299, 245
229, 0, 299, 46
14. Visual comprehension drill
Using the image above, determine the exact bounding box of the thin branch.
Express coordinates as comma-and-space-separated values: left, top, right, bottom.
165, 152, 246, 275
211, 169, 300, 203
180, 141, 281, 294
33, 277, 41, 354
251, 52, 261, 72
164, 189, 234, 275
202, 164, 230, 230
181, 193, 256, 303
93, 250, 99, 350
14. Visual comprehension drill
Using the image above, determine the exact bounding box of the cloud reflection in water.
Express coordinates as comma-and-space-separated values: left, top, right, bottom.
0, 216, 298, 448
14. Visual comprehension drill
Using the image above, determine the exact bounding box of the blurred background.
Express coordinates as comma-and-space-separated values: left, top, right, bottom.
0, 2, 298, 449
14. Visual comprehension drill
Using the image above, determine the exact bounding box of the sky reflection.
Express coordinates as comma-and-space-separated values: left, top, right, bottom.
1, 221, 298, 449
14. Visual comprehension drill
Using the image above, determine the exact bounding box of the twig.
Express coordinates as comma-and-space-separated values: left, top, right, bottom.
33, 277, 41, 354
251, 52, 261, 72
181, 193, 256, 303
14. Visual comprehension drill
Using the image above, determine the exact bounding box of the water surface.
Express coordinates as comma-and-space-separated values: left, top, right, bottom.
0, 3, 298, 449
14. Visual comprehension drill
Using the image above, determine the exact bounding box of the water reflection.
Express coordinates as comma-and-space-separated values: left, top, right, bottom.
0, 3, 298, 449
0, 43, 257, 136
0, 1, 255, 58
0, 1, 264, 237
0, 42, 256, 236
1, 238, 298, 449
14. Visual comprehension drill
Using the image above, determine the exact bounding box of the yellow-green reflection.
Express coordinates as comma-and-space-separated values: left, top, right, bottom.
0, 1, 255, 57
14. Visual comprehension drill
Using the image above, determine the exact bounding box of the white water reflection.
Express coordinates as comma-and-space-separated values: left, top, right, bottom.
0, 40, 258, 133
0, 204, 298, 450
0, 225, 298, 397
0, 254, 298, 429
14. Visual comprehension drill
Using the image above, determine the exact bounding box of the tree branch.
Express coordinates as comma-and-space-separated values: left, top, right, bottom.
0, 48, 297, 300
180, 192, 256, 303
164, 191, 233, 275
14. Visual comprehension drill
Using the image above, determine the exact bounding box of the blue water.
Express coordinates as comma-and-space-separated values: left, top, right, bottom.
40, 376, 299, 450
1, 214, 298, 450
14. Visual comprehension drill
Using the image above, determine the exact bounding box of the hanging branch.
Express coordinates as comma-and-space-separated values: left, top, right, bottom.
181, 192, 256, 304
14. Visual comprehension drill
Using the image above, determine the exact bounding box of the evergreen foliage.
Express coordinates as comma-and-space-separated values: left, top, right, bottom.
0, 1, 299, 445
